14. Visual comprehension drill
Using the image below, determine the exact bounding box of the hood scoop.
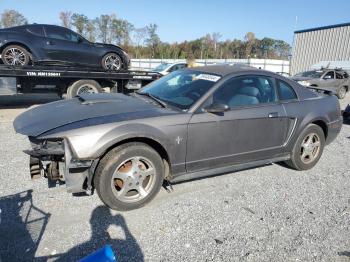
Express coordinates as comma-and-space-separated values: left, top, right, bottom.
77, 93, 124, 105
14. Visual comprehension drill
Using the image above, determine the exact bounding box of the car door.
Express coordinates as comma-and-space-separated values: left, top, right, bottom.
42, 26, 95, 65
319, 71, 336, 88
186, 74, 290, 172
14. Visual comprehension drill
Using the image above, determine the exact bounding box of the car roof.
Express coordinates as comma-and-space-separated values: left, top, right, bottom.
6, 24, 65, 29
189, 64, 258, 76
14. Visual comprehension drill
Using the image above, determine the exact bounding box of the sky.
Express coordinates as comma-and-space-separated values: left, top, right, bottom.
1, 0, 350, 44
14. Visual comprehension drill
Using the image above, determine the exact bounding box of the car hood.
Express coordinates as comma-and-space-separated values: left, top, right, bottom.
14, 93, 173, 137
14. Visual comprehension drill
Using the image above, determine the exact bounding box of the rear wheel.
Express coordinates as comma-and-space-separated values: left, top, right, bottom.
66, 80, 102, 99
1, 45, 30, 66
337, 86, 347, 99
284, 124, 325, 170
94, 142, 164, 211
102, 53, 123, 71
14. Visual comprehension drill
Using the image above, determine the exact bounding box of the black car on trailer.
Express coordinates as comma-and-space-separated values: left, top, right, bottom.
0, 24, 130, 71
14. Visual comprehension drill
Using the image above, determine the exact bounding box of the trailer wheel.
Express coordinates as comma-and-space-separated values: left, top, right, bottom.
66, 80, 102, 99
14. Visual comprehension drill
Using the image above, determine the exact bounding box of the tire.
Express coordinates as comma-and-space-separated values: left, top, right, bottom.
1, 45, 30, 66
284, 124, 325, 170
101, 53, 123, 71
336, 86, 347, 99
94, 142, 164, 211
66, 80, 102, 99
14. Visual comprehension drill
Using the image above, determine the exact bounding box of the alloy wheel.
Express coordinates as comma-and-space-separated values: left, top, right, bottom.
300, 133, 321, 164
4, 47, 27, 66
104, 54, 122, 70
111, 157, 156, 203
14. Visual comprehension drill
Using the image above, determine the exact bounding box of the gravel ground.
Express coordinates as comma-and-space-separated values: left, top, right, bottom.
0, 95, 349, 262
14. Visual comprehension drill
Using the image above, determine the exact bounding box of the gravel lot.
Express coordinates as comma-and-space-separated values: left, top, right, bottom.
0, 94, 349, 262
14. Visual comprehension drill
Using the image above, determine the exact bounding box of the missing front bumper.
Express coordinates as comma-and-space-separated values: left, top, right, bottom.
25, 137, 96, 194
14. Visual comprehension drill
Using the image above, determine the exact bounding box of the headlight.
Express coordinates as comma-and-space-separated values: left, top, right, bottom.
298, 81, 310, 86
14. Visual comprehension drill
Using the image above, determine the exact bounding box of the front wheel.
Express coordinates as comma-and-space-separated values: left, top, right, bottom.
101, 53, 123, 71
284, 124, 325, 170
1, 45, 30, 66
94, 142, 164, 211
337, 86, 347, 99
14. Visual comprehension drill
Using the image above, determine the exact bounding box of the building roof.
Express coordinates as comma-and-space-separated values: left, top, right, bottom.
294, 22, 350, 34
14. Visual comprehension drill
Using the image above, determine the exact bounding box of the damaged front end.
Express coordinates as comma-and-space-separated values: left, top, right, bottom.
26, 137, 97, 194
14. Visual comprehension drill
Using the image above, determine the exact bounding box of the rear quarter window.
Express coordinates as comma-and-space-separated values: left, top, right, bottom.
278, 80, 297, 101
26, 26, 44, 37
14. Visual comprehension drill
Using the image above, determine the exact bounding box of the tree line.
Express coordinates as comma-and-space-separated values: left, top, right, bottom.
0, 9, 291, 60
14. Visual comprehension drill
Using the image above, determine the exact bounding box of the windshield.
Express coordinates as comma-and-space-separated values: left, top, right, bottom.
153, 63, 171, 72
138, 70, 221, 110
295, 70, 324, 78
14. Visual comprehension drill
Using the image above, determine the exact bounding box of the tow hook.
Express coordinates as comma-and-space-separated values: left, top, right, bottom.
163, 180, 174, 193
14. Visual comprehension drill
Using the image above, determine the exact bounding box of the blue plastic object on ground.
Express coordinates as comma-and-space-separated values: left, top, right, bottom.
79, 245, 117, 262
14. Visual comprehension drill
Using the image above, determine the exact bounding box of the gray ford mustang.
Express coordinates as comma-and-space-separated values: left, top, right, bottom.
14, 65, 342, 210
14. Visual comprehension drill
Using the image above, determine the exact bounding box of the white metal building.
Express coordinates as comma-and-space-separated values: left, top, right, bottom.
291, 22, 350, 75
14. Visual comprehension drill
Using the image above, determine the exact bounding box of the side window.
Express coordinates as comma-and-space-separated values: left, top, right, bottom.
27, 26, 44, 37
277, 80, 297, 101
212, 75, 277, 108
168, 65, 179, 72
336, 72, 343, 79
45, 26, 77, 42
323, 71, 334, 79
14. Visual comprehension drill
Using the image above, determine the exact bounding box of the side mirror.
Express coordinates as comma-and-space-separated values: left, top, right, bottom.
204, 103, 229, 113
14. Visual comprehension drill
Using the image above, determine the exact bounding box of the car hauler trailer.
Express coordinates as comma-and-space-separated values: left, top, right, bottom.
0, 65, 161, 98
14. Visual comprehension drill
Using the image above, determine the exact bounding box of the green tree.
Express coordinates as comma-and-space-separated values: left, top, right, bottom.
71, 13, 89, 35
145, 24, 160, 57
110, 17, 134, 47
132, 27, 147, 58
274, 40, 291, 59
0, 9, 27, 28
94, 14, 111, 43
59, 11, 72, 28
85, 20, 96, 42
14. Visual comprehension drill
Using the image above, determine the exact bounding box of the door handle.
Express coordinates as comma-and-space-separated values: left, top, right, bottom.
46, 41, 54, 45
268, 112, 279, 118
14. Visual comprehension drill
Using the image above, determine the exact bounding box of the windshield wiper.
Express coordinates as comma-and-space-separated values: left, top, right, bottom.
136, 92, 168, 108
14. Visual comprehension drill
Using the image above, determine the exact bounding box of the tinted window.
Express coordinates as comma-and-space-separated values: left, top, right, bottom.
323, 71, 334, 79
212, 75, 277, 108
168, 64, 187, 72
278, 80, 297, 101
45, 26, 79, 42
336, 72, 343, 79
27, 26, 44, 36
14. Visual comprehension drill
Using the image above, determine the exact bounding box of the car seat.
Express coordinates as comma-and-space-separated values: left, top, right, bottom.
228, 86, 260, 107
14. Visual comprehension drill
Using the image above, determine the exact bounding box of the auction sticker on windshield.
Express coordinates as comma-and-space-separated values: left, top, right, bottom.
195, 74, 221, 82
